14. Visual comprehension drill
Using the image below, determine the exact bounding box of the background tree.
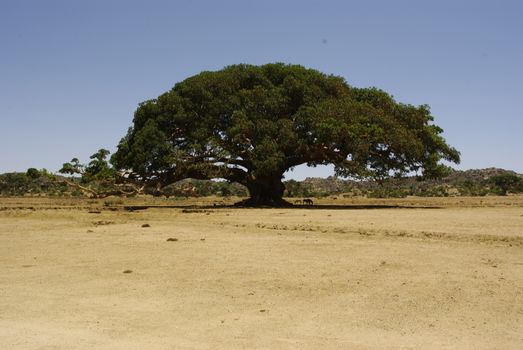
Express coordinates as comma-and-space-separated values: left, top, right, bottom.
489, 174, 523, 195
111, 63, 460, 206
60, 150, 115, 183
26, 168, 41, 179
59, 149, 139, 198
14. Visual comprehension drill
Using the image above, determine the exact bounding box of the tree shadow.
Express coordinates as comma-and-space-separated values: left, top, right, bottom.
123, 203, 442, 211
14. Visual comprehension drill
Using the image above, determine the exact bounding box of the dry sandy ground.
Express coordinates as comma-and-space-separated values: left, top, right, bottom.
1, 197, 522, 349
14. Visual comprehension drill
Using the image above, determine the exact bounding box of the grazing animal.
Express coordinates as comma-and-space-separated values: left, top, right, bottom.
294, 199, 303, 205
303, 198, 314, 205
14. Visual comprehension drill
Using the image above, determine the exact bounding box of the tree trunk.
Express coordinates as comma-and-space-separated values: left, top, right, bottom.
240, 177, 290, 207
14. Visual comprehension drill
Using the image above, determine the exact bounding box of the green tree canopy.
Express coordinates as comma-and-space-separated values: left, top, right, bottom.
58, 149, 135, 198
26, 168, 42, 179
489, 173, 523, 195
111, 63, 460, 206
60, 149, 116, 183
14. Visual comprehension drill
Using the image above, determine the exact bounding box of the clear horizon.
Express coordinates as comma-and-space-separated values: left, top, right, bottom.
1, 0, 522, 180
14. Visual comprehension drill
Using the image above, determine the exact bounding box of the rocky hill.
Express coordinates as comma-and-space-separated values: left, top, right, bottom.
292, 168, 523, 197
1, 168, 522, 198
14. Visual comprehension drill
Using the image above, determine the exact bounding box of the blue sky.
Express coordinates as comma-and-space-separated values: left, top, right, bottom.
1, 0, 522, 179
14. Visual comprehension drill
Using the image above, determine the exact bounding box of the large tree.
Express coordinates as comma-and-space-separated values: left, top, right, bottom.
111, 63, 460, 206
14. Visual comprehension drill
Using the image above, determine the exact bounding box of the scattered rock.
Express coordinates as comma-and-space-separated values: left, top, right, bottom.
88, 210, 102, 214
93, 220, 114, 226
166, 238, 178, 242
141, 223, 151, 228
259, 309, 266, 313
182, 209, 213, 214
87, 229, 94, 233
123, 270, 133, 274
200, 238, 206, 241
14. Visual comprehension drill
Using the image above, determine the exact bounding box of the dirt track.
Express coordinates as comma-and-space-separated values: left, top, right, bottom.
1, 197, 522, 349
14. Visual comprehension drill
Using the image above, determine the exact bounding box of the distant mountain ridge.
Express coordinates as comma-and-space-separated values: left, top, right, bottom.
1, 168, 522, 197
290, 168, 523, 197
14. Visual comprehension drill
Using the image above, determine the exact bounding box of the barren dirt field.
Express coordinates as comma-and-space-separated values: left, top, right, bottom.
1, 196, 522, 349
